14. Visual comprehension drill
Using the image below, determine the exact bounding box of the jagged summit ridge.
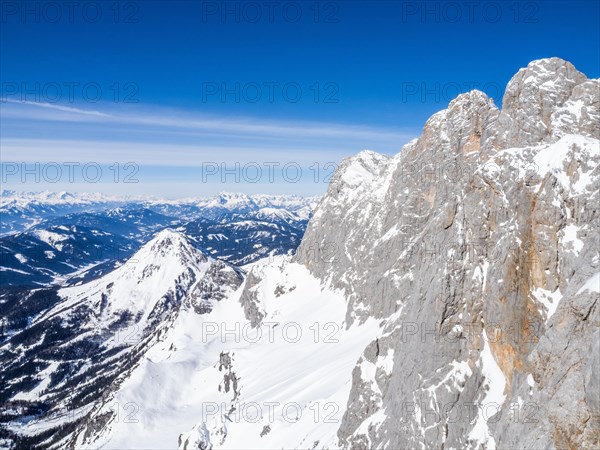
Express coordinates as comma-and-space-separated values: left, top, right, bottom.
40, 228, 241, 336
501, 57, 599, 146
320, 57, 598, 196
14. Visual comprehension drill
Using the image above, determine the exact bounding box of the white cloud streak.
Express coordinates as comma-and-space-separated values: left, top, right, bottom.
1, 100, 416, 144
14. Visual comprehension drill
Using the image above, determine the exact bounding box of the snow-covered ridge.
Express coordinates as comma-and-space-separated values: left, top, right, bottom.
0, 190, 128, 207
0, 189, 319, 210
0, 192, 317, 286
0, 190, 320, 238
1, 228, 245, 448
43, 229, 223, 328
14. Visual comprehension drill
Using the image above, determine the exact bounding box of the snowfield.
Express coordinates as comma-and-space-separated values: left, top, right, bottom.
71, 257, 381, 449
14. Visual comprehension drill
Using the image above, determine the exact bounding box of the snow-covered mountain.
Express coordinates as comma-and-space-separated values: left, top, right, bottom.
0, 230, 243, 448
194, 193, 312, 217
0, 195, 317, 287
0, 192, 318, 236
0, 191, 127, 235
0, 224, 135, 287
180, 207, 308, 266
1, 58, 598, 450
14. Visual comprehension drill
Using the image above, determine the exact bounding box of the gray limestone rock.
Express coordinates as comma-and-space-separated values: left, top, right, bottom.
295, 57, 600, 449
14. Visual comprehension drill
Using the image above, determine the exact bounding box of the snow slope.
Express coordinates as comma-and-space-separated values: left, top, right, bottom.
72, 258, 381, 449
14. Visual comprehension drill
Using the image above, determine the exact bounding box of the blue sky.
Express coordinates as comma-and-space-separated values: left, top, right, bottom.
1, 0, 599, 197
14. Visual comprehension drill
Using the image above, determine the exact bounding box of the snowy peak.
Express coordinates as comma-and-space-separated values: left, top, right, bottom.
213, 192, 256, 209
448, 88, 494, 108
252, 207, 299, 224
0, 189, 125, 207
0, 229, 244, 448
1, 194, 317, 285
336, 150, 391, 191
410, 87, 501, 158
48, 229, 226, 331
443, 88, 499, 153
134, 228, 207, 265
405, 57, 600, 159
504, 58, 586, 112
106, 207, 126, 216
195, 192, 317, 214
1, 191, 319, 235
3, 58, 597, 450
501, 56, 599, 146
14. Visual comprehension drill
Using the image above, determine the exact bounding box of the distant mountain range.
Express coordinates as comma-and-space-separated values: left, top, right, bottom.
0, 192, 319, 287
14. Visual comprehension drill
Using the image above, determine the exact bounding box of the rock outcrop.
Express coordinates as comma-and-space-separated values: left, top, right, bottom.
296, 57, 600, 449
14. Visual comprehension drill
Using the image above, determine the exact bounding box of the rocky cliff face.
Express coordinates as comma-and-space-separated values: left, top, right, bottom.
296, 57, 599, 449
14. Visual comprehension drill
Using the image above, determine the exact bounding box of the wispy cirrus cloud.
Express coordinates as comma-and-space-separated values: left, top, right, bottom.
0, 100, 418, 196
0, 138, 354, 166
3, 99, 112, 118
1, 99, 417, 146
